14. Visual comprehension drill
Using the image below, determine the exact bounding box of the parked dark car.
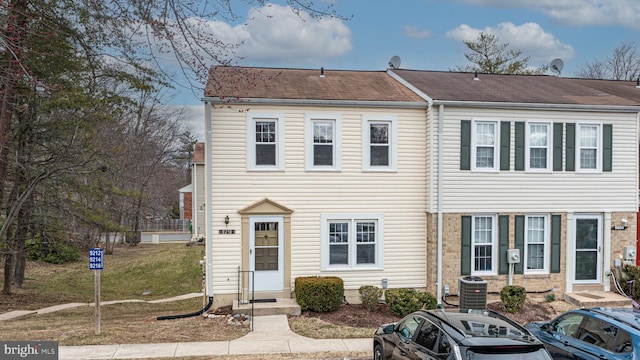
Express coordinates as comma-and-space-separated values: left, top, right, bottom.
373, 308, 552, 360
525, 307, 640, 359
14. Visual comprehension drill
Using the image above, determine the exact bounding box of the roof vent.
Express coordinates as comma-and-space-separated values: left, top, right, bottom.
474, 71, 480, 81
320, 67, 325, 78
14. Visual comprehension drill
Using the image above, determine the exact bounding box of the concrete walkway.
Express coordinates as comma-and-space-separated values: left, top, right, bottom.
59, 315, 371, 359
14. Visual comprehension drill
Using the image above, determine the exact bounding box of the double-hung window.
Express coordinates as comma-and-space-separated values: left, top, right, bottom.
578, 123, 600, 171
525, 215, 549, 273
321, 214, 384, 270
305, 115, 341, 171
247, 114, 284, 171
472, 120, 498, 171
526, 122, 551, 171
363, 115, 397, 171
472, 215, 496, 275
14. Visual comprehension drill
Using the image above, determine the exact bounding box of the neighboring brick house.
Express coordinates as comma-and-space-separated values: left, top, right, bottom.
202, 66, 640, 307
390, 70, 639, 300
191, 142, 206, 238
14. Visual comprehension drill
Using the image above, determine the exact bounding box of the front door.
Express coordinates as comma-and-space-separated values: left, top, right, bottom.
249, 216, 284, 291
574, 215, 602, 284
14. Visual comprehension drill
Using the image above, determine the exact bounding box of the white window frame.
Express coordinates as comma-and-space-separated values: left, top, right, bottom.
471, 215, 497, 276
321, 214, 384, 271
471, 119, 499, 172
362, 115, 397, 172
524, 214, 550, 274
247, 113, 285, 171
576, 123, 601, 173
305, 114, 342, 171
526, 121, 552, 172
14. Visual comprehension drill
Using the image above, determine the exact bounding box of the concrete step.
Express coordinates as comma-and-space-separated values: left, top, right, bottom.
564, 291, 633, 308
233, 298, 301, 316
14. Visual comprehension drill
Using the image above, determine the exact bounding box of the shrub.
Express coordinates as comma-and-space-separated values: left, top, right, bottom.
295, 276, 344, 312
384, 288, 437, 317
42, 242, 81, 264
359, 285, 383, 312
500, 285, 526, 314
621, 265, 640, 300
545, 293, 556, 302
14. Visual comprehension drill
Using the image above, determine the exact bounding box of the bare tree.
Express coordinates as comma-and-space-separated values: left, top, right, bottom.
576, 42, 640, 80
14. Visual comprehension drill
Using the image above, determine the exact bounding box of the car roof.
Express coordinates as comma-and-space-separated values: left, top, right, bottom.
417, 309, 541, 346
574, 308, 640, 332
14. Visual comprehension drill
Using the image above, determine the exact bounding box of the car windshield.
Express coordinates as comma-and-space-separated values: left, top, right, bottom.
467, 347, 551, 360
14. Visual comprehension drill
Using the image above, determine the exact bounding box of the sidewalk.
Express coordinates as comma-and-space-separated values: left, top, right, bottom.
59, 314, 372, 359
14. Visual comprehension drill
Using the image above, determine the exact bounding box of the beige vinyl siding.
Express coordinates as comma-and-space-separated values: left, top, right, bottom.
432, 106, 638, 213
209, 104, 427, 294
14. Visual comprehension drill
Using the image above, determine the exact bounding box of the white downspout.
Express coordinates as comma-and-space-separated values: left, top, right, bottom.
437, 104, 444, 306
204, 101, 213, 297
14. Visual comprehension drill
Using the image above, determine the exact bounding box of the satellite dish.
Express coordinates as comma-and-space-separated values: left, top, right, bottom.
388, 55, 401, 69
550, 58, 564, 75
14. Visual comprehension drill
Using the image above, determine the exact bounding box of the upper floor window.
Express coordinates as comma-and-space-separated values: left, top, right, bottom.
578, 124, 600, 171
305, 115, 341, 171
363, 115, 397, 172
526, 122, 551, 171
247, 114, 284, 171
472, 120, 498, 171
321, 214, 384, 270
472, 215, 497, 275
525, 215, 549, 273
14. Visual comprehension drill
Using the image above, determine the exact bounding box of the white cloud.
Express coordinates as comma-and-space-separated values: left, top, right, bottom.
446, 22, 575, 63
201, 4, 352, 64
461, 0, 640, 30
403, 25, 432, 39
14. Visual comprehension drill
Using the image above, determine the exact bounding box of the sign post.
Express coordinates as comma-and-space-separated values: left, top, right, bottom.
89, 248, 104, 335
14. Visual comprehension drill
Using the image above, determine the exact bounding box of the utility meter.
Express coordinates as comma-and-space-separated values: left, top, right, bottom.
507, 249, 521, 264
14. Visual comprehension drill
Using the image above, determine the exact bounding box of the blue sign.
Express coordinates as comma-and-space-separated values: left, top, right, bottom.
89, 248, 103, 270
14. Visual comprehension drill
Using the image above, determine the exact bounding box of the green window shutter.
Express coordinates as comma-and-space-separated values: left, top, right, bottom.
460, 120, 471, 170
566, 123, 575, 171
499, 215, 509, 275
603, 124, 612, 172
461, 216, 472, 275
514, 215, 524, 274
551, 215, 561, 273
514, 122, 525, 171
500, 122, 510, 171
553, 123, 563, 171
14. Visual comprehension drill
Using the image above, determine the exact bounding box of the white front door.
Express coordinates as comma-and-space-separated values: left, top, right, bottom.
249, 216, 284, 291
573, 215, 602, 284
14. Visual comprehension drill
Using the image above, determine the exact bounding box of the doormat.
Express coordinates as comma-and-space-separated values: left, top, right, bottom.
250, 299, 277, 303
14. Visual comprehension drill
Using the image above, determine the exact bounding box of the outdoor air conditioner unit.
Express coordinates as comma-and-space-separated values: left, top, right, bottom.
459, 276, 488, 311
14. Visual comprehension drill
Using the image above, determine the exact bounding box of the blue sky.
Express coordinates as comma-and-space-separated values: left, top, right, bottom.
178, 0, 640, 140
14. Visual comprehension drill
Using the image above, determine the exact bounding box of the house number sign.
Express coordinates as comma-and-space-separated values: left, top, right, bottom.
218, 229, 235, 234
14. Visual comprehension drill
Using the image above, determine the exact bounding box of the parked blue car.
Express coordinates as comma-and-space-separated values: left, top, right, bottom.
525, 307, 640, 359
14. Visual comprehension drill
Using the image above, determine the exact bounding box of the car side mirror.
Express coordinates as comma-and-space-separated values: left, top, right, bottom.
540, 323, 549, 332
383, 324, 394, 335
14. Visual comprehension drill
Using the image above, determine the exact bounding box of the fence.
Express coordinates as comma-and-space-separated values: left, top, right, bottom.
137, 219, 191, 232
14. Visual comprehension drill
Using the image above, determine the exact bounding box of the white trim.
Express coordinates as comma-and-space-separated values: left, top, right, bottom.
320, 214, 384, 271
362, 115, 398, 172
572, 214, 603, 284
576, 123, 602, 173
249, 216, 285, 291
246, 112, 285, 171
523, 214, 550, 274
471, 119, 499, 172
525, 121, 552, 172
471, 214, 498, 276
305, 114, 342, 171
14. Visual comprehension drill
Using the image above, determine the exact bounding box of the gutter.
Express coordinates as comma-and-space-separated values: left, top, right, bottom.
432, 100, 640, 113
436, 104, 444, 306
200, 97, 427, 109
204, 101, 213, 298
